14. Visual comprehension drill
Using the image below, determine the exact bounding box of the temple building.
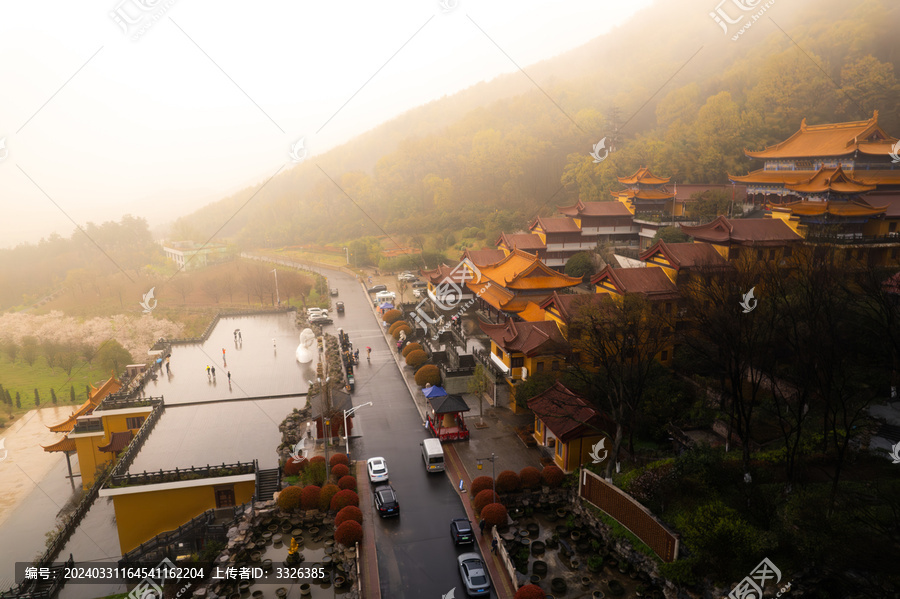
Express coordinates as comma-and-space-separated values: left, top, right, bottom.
496, 232, 547, 260
680, 216, 804, 262
528, 217, 594, 269
639, 240, 731, 285
556, 200, 639, 251
613, 167, 680, 217
730, 112, 900, 238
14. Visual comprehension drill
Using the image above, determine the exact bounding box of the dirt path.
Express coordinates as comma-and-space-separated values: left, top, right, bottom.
0, 406, 74, 527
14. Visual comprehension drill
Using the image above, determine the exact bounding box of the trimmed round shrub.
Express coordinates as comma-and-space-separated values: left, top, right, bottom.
300, 485, 321, 511
330, 489, 360, 511
480, 503, 508, 528
495, 470, 521, 493
284, 456, 307, 476
334, 520, 363, 547
388, 321, 406, 336
473, 489, 501, 513
331, 463, 350, 479
520, 466, 541, 490
309, 455, 326, 467
319, 483, 340, 511
382, 309, 402, 324
515, 584, 546, 599
471, 476, 494, 496
329, 453, 350, 467
401, 342, 423, 358
391, 324, 412, 340
405, 349, 428, 368
414, 365, 441, 387
338, 475, 357, 491
334, 505, 363, 527
276, 486, 302, 511
541, 465, 565, 488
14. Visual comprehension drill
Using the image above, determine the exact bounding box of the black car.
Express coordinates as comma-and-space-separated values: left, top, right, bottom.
373, 484, 399, 517
367, 284, 387, 293
450, 518, 474, 545
309, 314, 333, 325
411, 280, 428, 289
330, 288, 339, 296
335, 301, 345, 313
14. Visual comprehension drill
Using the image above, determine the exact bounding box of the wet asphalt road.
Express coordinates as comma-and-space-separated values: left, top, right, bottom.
272, 262, 497, 599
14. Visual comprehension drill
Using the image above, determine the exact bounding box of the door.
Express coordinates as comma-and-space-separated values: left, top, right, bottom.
214, 486, 235, 508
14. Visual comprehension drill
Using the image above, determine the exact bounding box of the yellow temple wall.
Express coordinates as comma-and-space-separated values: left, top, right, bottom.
73, 434, 112, 490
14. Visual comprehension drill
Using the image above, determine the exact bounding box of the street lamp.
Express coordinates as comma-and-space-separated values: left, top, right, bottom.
343, 402, 373, 461
476, 453, 498, 496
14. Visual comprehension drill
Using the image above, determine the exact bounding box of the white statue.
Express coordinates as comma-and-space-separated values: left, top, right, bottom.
296, 328, 316, 363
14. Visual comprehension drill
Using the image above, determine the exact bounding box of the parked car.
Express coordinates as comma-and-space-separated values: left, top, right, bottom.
411, 280, 428, 289
330, 288, 339, 296
335, 301, 345, 313
309, 314, 332, 325
375, 291, 396, 302
413, 288, 426, 299
307, 307, 328, 316
450, 518, 474, 545
367, 284, 387, 293
366, 457, 389, 482
373, 484, 399, 517
398, 273, 418, 282
457, 553, 491, 596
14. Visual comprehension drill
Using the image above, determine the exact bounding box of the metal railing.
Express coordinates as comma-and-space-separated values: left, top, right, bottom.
109, 460, 256, 489
108, 398, 166, 483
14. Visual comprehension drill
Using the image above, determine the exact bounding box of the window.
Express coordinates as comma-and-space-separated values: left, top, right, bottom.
536, 362, 545, 373
126, 416, 145, 430
556, 439, 564, 458
664, 302, 672, 314
495, 347, 504, 359
784, 247, 793, 258
757, 249, 764, 260
769, 249, 776, 260
510, 356, 525, 368
661, 350, 669, 362
730, 247, 740, 259
891, 222, 897, 233
551, 361, 560, 371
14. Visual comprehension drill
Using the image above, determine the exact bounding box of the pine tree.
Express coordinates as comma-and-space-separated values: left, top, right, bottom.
34, 388, 40, 406
70, 385, 76, 403
0, 384, 5, 403
51, 388, 57, 404
86, 385, 91, 400
16, 392, 21, 408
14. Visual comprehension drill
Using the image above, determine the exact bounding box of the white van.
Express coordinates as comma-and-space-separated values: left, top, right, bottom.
375, 291, 396, 301
421, 438, 445, 472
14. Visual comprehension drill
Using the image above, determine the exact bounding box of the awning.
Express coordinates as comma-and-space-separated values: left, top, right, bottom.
422, 386, 448, 398
429, 394, 471, 414
99, 430, 134, 453
379, 302, 394, 309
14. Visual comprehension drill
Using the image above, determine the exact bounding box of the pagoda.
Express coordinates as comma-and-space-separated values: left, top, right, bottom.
612, 167, 679, 217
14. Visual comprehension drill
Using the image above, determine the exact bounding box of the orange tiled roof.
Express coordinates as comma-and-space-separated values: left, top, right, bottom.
729, 168, 900, 186
530, 217, 581, 234
475, 249, 582, 291
42, 436, 77, 453
640, 241, 729, 270
558, 200, 632, 217
468, 279, 517, 312
591, 266, 679, 300
680, 216, 804, 245
517, 301, 547, 323
618, 166, 670, 185
495, 232, 546, 252
422, 264, 455, 285
781, 198, 886, 217
784, 166, 876, 194
479, 318, 568, 357
745, 112, 896, 159
613, 189, 675, 201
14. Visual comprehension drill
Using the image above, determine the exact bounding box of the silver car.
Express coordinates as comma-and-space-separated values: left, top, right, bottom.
457, 552, 491, 597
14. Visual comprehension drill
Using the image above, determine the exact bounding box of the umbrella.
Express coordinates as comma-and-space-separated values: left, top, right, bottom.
422, 385, 448, 398
379, 302, 394, 309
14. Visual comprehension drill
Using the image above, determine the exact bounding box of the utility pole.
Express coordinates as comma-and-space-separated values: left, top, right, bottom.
476, 453, 498, 495
271, 269, 280, 306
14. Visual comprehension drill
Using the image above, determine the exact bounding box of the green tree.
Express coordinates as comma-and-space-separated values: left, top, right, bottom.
97, 340, 133, 376
34, 388, 40, 406
21, 336, 39, 366
2, 340, 18, 362
564, 252, 595, 279
651, 226, 689, 244
467, 365, 493, 425
70, 385, 76, 404
50, 388, 57, 404
16, 392, 21, 408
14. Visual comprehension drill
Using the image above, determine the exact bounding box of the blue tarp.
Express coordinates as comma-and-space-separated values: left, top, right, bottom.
379, 302, 394, 309
422, 385, 448, 398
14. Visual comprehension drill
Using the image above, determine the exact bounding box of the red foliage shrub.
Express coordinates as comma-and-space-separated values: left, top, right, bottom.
334, 506, 363, 528
519, 467, 542, 489
284, 457, 307, 476
276, 486, 302, 511
331, 464, 350, 479
388, 321, 406, 336
401, 342, 422, 358
334, 520, 363, 547
473, 489, 501, 513
541, 465, 565, 488
382, 309, 402, 324
309, 456, 326, 467
329, 453, 350, 467
319, 484, 340, 510
330, 489, 360, 511
414, 365, 441, 387
337, 475, 357, 491
391, 324, 412, 340
471, 476, 494, 496
299, 485, 321, 511
405, 349, 428, 368
480, 503, 508, 528
495, 470, 521, 493
515, 584, 546, 599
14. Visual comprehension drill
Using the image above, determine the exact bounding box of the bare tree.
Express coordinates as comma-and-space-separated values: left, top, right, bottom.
202, 278, 223, 303
171, 275, 195, 304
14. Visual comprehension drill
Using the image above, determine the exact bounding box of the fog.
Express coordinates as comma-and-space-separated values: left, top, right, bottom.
0, 0, 652, 248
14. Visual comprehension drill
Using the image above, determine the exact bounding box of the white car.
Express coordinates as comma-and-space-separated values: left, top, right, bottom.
375, 291, 396, 302
367, 457, 389, 482
307, 308, 328, 317
413, 288, 426, 299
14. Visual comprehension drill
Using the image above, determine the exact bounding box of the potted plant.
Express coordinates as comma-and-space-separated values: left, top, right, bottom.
588, 555, 604, 573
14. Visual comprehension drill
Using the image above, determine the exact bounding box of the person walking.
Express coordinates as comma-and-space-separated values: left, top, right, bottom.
165, 362, 170, 374
238, 331, 242, 342
222, 348, 226, 358
491, 538, 498, 554
211, 365, 216, 378
366, 346, 371, 362
227, 371, 231, 382
479, 519, 487, 536
206, 365, 210, 376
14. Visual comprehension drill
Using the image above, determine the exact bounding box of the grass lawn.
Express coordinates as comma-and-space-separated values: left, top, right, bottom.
0, 353, 109, 417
